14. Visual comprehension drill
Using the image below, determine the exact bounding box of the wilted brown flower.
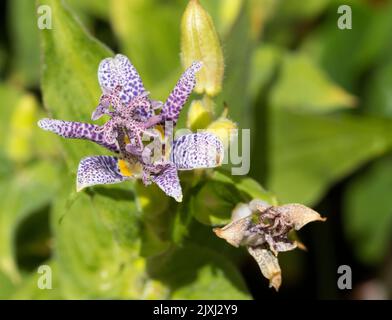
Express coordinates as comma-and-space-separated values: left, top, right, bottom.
213, 200, 326, 291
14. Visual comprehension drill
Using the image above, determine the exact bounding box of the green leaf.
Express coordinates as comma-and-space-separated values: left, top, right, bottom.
248, 44, 282, 102
216, 2, 253, 128
344, 156, 392, 265
276, 0, 331, 19
364, 60, 392, 118
147, 243, 250, 299
67, 0, 109, 20
270, 53, 356, 113
268, 110, 392, 205
191, 170, 276, 225
8, 0, 40, 86
11, 261, 63, 300
301, 0, 392, 89
39, 0, 113, 167
52, 176, 145, 299
0, 161, 60, 282
110, 0, 183, 98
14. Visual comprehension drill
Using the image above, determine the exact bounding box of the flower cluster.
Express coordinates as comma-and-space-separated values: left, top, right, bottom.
38, 54, 224, 201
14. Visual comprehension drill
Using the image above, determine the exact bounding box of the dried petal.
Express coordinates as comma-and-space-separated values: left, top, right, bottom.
37, 118, 119, 153
275, 203, 327, 230
171, 132, 224, 170
247, 246, 282, 291
161, 61, 202, 125
213, 215, 252, 247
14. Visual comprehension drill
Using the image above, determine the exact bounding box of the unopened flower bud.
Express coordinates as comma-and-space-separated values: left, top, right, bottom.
186, 99, 213, 131
206, 113, 237, 150
181, 0, 224, 96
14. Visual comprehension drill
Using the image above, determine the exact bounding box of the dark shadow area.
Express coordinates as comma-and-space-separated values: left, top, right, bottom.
15, 206, 52, 272
86, 186, 135, 202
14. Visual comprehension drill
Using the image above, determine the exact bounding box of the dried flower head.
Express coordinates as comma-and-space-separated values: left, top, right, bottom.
213, 199, 326, 290
38, 54, 224, 201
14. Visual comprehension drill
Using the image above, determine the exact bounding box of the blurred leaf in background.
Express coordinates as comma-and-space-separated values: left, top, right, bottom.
1, 0, 392, 300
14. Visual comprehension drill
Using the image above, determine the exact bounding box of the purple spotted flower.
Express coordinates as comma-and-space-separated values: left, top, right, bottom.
38, 54, 224, 201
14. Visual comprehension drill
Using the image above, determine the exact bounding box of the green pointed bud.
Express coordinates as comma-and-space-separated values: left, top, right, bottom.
186, 98, 213, 131
181, 0, 224, 96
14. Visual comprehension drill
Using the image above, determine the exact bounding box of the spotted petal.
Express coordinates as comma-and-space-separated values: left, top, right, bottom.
38, 118, 119, 153
151, 163, 183, 202
76, 156, 135, 191
161, 61, 202, 124
171, 132, 224, 170
98, 54, 146, 105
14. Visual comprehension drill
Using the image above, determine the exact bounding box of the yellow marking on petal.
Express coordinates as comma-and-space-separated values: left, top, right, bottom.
118, 159, 134, 177
155, 125, 165, 140
123, 135, 130, 145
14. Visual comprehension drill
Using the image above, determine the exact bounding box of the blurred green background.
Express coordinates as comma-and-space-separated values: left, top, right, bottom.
0, 0, 392, 299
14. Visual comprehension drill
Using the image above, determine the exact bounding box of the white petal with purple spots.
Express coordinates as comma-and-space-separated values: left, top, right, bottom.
161, 61, 202, 124
76, 156, 127, 191
151, 163, 183, 202
171, 132, 224, 170
98, 54, 146, 104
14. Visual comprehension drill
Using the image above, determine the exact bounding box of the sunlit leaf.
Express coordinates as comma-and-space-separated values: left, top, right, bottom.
0, 161, 59, 282
147, 243, 251, 299
270, 53, 356, 113
39, 0, 113, 167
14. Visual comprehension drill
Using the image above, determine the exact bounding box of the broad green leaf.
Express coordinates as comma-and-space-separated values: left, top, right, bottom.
270, 53, 356, 113
0, 271, 17, 299
191, 170, 276, 225
135, 182, 172, 257
67, 0, 109, 20
248, 44, 282, 102
39, 0, 113, 167
276, 0, 331, 19
191, 180, 243, 225
216, 2, 254, 128
147, 243, 250, 299
52, 176, 146, 299
301, 0, 392, 89
268, 110, 392, 205
344, 156, 392, 265
364, 60, 392, 118
8, 0, 40, 86
0, 161, 59, 282
110, 0, 183, 98
11, 261, 63, 300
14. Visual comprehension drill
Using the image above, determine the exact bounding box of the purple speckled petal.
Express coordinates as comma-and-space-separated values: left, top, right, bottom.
37, 118, 119, 153
160, 61, 202, 124
151, 163, 183, 202
76, 156, 127, 191
171, 132, 224, 170
98, 54, 146, 105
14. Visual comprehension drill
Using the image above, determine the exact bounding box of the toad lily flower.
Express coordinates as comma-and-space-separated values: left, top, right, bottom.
38, 54, 224, 202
